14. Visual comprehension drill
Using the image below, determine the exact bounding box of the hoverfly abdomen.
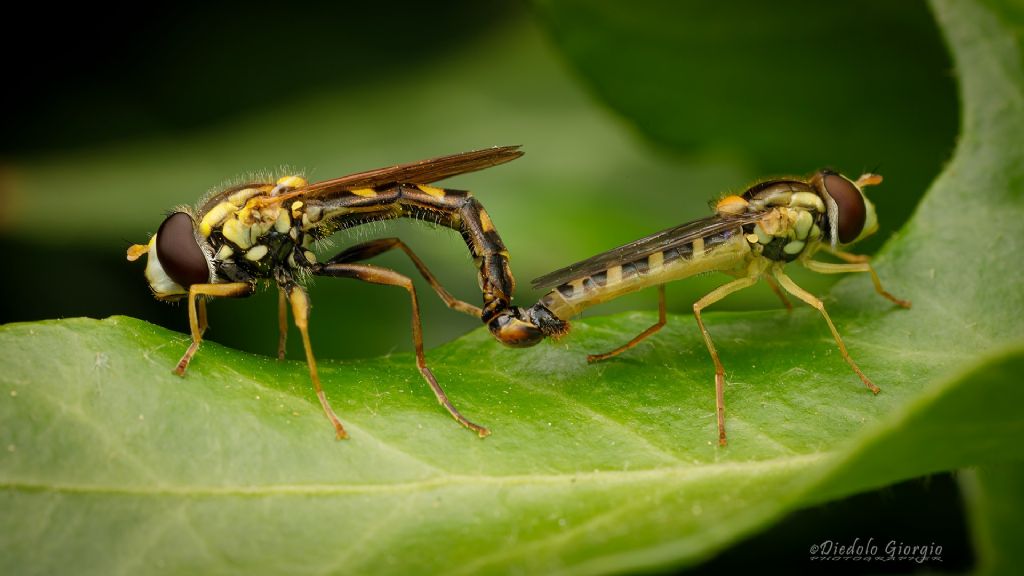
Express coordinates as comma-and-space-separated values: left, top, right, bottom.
302, 182, 520, 328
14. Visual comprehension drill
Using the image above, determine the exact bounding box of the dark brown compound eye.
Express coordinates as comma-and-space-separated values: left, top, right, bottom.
156, 212, 209, 287
822, 173, 866, 243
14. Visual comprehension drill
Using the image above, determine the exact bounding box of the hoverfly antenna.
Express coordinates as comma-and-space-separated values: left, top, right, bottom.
126, 242, 149, 261
855, 173, 884, 188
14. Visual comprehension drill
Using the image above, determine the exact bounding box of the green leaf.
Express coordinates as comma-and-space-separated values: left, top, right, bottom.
961, 462, 1024, 576
2, 1, 1024, 575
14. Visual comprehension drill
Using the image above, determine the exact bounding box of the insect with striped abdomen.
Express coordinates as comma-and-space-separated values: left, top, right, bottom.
518, 170, 911, 446
127, 146, 554, 439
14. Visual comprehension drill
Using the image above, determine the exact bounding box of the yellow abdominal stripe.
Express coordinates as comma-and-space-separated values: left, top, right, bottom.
648, 251, 664, 272
479, 209, 495, 232
416, 184, 446, 198
606, 265, 623, 285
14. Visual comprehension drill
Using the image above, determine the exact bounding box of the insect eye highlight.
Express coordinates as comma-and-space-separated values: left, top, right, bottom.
822, 173, 867, 244
155, 212, 209, 288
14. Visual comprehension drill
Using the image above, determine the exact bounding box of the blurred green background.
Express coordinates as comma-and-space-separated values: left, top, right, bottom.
1, 0, 966, 571
1, 0, 956, 360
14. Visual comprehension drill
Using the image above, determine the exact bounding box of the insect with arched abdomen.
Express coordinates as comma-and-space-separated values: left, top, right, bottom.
517, 170, 911, 446
127, 146, 551, 439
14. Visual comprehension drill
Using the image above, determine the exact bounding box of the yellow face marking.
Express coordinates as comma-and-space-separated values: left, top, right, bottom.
291, 201, 304, 219
126, 242, 149, 261
276, 175, 307, 189
245, 245, 269, 261
479, 209, 495, 232
417, 184, 446, 198
647, 251, 664, 272
692, 237, 705, 258
745, 233, 760, 244
606, 265, 623, 285
350, 188, 377, 198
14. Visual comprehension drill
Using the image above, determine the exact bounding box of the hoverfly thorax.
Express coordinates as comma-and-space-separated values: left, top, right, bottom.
810, 170, 879, 247
127, 211, 213, 300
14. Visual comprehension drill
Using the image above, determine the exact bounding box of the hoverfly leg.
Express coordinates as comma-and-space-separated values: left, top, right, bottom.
764, 276, 793, 311
824, 248, 870, 264
314, 261, 490, 438
277, 288, 289, 360
198, 298, 209, 334
588, 284, 667, 363
174, 282, 253, 376
806, 255, 912, 309
692, 276, 758, 447
326, 237, 483, 318
772, 269, 881, 394
285, 284, 348, 440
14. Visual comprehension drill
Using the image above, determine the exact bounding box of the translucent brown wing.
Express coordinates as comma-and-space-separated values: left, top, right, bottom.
531, 212, 765, 290
299, 146, 523, 196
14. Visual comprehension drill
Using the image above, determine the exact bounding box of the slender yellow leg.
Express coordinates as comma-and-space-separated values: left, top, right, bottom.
174, 282, 253, 375
287, 285, 348, 440
804, 258, 911, 308
772, 268, 880, 394
588, 284, 667, 362
326, 237, 483, 317
764, 276, 793, 311
824, 247, 869, 264
198, 298, 208, 335
277, 287, 289, 360
315, 262, 490, 437
692, 276, 758, 446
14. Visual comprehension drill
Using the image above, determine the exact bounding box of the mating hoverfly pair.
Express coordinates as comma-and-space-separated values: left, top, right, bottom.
128, 146, 909, 445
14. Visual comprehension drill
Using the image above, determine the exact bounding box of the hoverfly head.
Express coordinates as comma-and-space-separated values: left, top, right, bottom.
810, 170, 879, 247
127, 212, 212, 301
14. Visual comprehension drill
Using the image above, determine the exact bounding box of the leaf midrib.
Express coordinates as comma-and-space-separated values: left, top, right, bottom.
0, 452, 827, 497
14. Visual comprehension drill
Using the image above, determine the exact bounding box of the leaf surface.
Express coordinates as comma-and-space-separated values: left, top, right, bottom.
3, 0, 1024, 574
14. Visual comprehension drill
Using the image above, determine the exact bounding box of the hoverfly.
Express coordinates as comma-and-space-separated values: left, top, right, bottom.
127, 146, 551, 439
519, 170, 911, 445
